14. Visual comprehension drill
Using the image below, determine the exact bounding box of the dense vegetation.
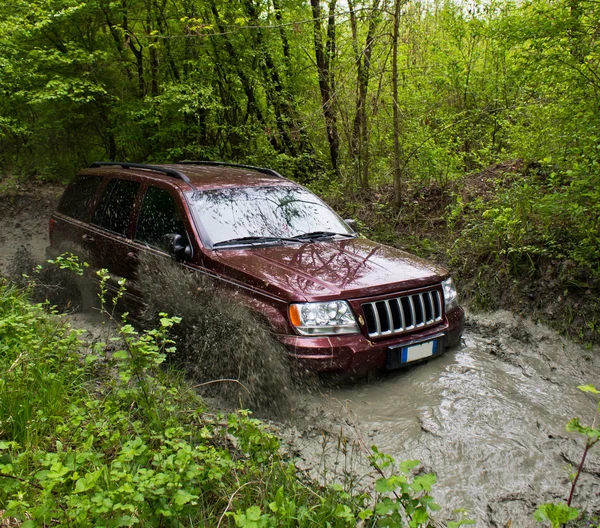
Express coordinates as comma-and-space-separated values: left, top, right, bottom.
2, 0, 600, 186
0, 0, 598, 340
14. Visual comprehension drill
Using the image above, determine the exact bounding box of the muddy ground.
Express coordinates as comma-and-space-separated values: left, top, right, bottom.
1, 185, 600, 527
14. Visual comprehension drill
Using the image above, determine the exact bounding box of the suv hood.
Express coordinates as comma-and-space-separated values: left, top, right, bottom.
211, 237, 447, 301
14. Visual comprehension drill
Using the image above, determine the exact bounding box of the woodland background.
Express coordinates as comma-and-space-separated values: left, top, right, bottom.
1, 0, 599, 339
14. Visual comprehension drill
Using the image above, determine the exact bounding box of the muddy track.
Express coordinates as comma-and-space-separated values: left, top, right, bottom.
1, 186, 599, 526
281, 312, 600, 527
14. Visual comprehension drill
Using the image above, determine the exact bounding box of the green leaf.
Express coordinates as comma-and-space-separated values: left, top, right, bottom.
334, 504, 354, 520
411, 473, 436, 492
245, 506, 262, 522
578, 384, 599, 395
534, 503, 579, 528
399, 460, 420, 474
375, 497, 395, 515
409, 507, 430, 526
566, 418, 600, 442
174, 489, 196, 507
376, 477, 395, 493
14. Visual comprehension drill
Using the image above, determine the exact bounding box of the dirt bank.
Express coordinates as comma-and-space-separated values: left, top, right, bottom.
1, 185, 599, 526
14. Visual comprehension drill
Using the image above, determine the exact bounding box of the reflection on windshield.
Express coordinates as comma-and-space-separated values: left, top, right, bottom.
186, 186, 353, 247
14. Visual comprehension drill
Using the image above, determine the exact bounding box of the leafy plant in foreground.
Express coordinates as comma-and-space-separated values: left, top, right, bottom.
364, 447, 474, 528
534, 385, 600, 527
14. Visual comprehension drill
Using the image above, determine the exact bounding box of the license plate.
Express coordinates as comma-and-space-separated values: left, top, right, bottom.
387, 339, 438, 369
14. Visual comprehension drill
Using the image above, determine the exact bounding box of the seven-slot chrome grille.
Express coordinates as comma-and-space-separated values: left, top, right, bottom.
362, 289, 443, 338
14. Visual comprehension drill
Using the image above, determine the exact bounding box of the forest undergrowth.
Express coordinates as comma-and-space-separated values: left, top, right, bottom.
321, 159, 600, 346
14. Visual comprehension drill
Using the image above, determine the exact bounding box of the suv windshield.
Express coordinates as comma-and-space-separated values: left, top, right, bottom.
186, 186, 354, 247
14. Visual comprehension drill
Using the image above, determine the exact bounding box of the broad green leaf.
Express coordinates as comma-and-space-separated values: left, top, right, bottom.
411, 473, 437, 492
376, 477, 395, 493
409, 507, 430, 526
245, 506, 262, 521
399, 460, 421, 474
334, 504, 354, 520
534, 503, 579, 528
174, 489, 196, 507
566, 418, 600, 442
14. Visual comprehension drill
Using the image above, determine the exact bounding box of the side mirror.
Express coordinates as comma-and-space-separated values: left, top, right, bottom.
164, 233, 192, 261
344, 218, 358, 232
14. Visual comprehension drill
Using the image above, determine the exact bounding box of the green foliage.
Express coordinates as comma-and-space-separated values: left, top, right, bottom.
0, 0, 597, 191
447, 160, 600, 343
0, 279, 83, 446
450, 164, 599, 275
47, 253, 88, 276
366, 448, 445, 527
534, 503, 579, 528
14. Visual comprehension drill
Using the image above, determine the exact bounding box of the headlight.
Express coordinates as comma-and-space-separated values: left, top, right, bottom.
289, 301, 360, 336
442, 277, 459, 312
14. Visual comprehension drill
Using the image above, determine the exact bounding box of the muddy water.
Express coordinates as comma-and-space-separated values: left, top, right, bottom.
300, 311, 600, 526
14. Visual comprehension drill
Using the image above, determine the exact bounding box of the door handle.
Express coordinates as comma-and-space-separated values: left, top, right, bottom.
82, 234, 95, 243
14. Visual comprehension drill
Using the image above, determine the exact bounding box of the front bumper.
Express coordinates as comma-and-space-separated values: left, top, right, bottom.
279, 306, 464, 373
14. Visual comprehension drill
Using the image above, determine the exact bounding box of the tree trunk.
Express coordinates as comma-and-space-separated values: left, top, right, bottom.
348, 0, 381, 189
392, 0, 403, 206
122, 0, 146, 98
243, 0, 298, 154
209, 1, 265, 128
310, 0, 340, 174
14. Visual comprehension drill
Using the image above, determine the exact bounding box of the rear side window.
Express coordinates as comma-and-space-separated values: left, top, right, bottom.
135, 186, 187, 251
58, 175, 103, 221
92, 178, 140, 236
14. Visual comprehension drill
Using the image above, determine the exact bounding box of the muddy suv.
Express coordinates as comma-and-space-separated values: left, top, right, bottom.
48, 161, 464, 374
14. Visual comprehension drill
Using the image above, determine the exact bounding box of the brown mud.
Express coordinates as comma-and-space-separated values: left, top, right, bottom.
1, 184, 600, 526
136, 253, 302, 415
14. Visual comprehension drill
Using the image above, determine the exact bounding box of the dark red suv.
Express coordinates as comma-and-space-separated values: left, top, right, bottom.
47, 162, 464, 374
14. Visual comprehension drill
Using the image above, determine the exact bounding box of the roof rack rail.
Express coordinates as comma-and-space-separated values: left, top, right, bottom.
177, 160, 284, 179
89, 162, 191, 184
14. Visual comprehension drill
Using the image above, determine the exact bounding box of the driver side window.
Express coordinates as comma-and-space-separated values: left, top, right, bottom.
135, 186, 187, 252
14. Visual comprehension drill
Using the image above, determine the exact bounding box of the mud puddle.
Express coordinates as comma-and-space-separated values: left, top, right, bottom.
284, 312, 600, 526
2, 186, 600, 526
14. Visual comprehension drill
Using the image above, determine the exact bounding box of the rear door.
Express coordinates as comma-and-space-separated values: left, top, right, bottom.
88, 177, 142, 306
134, 184, 191, 254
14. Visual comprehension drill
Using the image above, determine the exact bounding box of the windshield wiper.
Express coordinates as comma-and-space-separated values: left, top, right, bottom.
212, 236, 300, 248
213, 232, 355, 248
290, 231, 355, 241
